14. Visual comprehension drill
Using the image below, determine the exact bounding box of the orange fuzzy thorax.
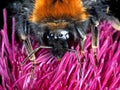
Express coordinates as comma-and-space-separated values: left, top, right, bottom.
29, 0, 89, 23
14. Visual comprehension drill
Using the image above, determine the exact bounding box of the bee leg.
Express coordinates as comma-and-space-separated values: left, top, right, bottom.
74, 25, 87, 53
24, 27, 36, 76
74, 24, 87, 76
91, 18, 99, 66
16, 18, 36, 74
21, 45, 52, 66
111, 17, 120, 30
23, 37, 36, 73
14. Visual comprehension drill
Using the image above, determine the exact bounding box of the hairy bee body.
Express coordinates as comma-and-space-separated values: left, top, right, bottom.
5, 0, 120, 58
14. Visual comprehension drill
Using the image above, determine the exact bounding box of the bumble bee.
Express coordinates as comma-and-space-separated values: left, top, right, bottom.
6, 0, 120, 66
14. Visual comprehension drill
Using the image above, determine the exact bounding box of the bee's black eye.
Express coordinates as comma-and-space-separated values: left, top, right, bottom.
50, 33, 54, 37
49, 33, 54, 39
65, 33, 69, 39
58, 33, 63, 37
56, 30, 70, 40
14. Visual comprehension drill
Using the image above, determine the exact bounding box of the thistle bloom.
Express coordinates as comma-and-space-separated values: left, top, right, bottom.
0, 9, 120, 90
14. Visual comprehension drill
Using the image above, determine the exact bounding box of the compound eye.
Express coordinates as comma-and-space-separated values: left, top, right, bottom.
49, 33, 54, 37
46, 32, 54, 39
57, 30, 70, 40
65, 33, 69, 39
58, 33, 63, 37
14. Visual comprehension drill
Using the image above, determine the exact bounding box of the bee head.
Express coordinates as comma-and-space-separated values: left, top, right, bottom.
43, 23, 75, 57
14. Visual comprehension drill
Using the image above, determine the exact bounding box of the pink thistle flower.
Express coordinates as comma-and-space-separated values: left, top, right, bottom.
0, 9, 120, 90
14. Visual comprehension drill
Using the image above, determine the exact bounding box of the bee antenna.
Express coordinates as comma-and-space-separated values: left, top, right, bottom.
21, 45, 52, 66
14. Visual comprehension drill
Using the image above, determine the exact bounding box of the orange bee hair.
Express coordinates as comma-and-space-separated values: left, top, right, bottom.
29, 0, 89, 23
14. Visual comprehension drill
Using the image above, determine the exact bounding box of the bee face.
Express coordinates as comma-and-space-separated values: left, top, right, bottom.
31, 22, 76, 57
43, 28, 73, 57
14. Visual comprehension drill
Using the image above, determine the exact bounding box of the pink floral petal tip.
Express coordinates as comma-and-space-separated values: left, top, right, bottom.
0, 9, 120, 90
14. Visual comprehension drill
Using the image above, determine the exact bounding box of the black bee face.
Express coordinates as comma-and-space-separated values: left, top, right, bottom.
43, 28, 75, 57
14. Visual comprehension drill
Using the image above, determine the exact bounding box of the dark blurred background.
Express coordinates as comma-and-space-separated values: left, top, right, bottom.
0, 0, 17, 43
0, 0, 9, 29
0, 0, 17, 29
